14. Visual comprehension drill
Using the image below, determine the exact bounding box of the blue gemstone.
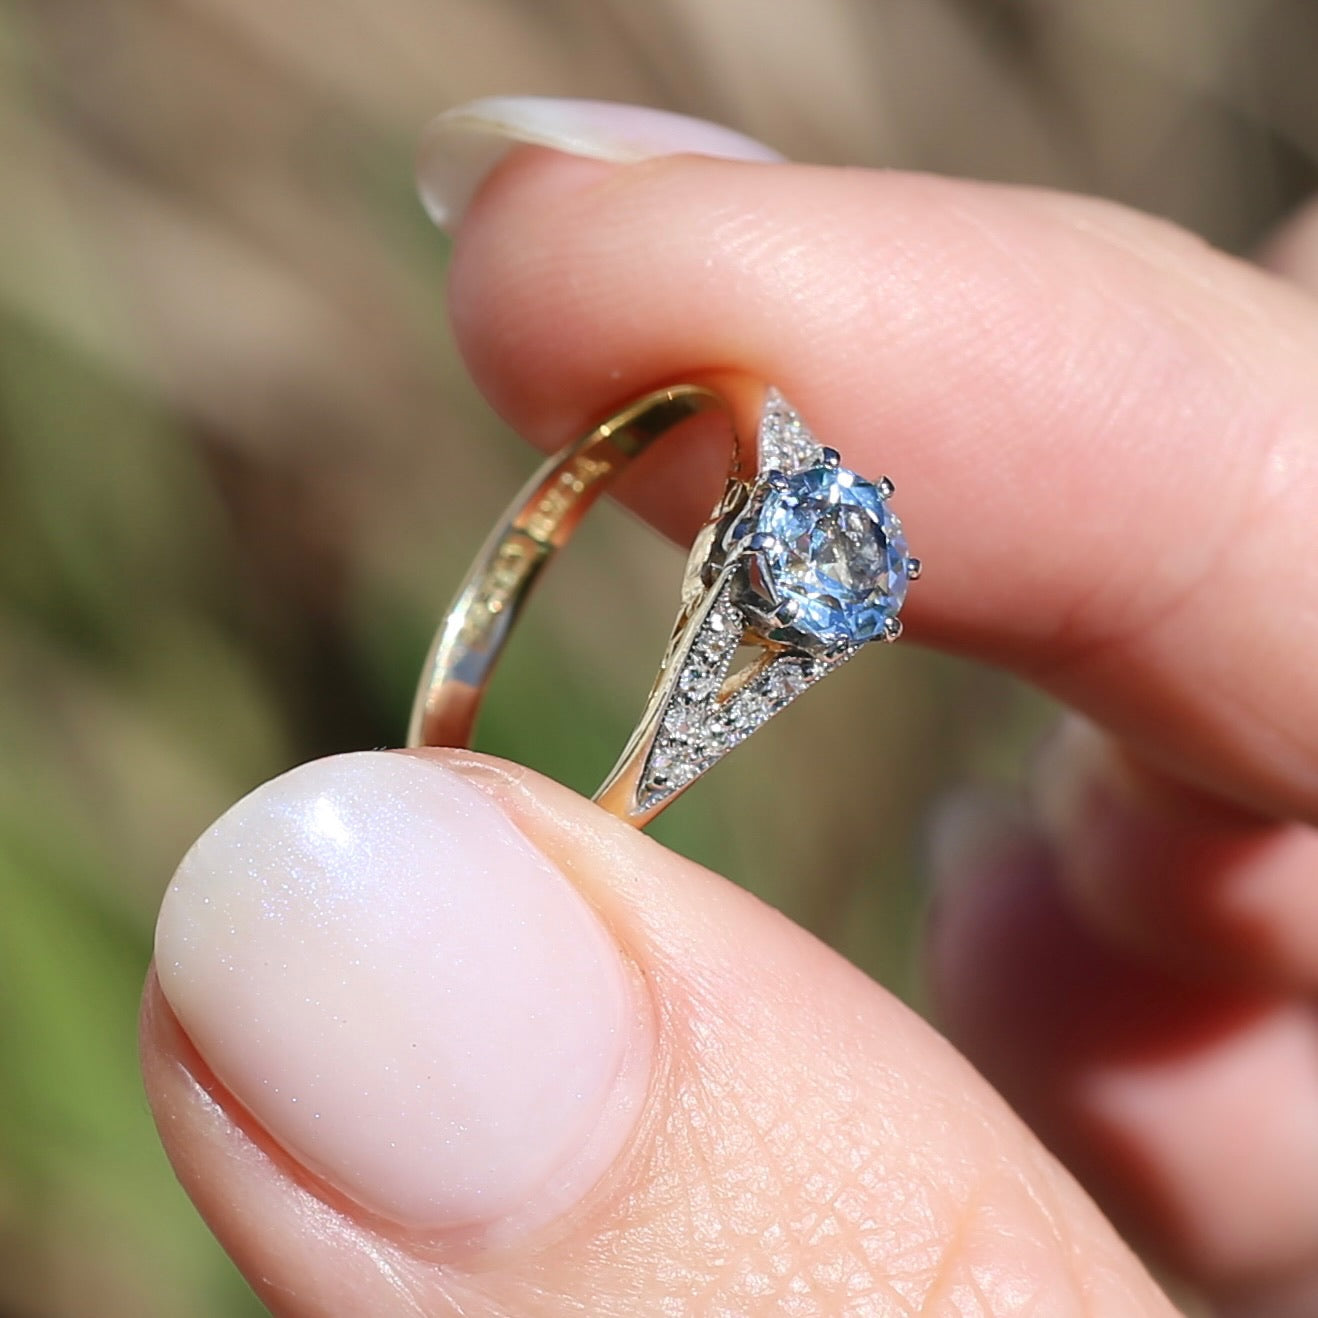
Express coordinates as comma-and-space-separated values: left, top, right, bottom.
756, 464, 909, 645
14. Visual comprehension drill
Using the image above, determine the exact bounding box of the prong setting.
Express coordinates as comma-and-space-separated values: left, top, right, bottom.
631, 388, 921, 816
744, 552, 780, 608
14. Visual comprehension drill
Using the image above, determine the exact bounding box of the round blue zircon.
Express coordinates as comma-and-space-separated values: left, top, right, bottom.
756, 464, 909, 645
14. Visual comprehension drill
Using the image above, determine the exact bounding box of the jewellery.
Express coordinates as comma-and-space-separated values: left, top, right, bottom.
409, 382, 919, 827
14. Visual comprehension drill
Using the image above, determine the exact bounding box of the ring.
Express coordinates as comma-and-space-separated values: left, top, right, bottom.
409, 381, 919, 827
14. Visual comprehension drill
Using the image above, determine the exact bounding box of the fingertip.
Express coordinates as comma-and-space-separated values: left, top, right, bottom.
923, 773, 1318, 1293
145, 748, 1178, 1314
1027, 718, 1318, 988
152, 750, 652, 1242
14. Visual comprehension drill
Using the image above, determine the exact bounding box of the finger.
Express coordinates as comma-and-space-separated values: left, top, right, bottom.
1032, 718, 1318, 988
925, 794, 1318, 1309
142, 750, 1176, 1316
920, 198, 1318, 1312
1258, 194, 1318, 294
421, 104, 1318, 822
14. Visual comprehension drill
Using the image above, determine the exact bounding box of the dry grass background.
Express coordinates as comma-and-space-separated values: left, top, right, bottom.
1, 1, 1315, 1313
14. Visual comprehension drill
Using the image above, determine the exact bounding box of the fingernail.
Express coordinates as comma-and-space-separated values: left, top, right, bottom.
1028, 716, 1134, 845
154, 751, 649, 1238
417, 94, 784, 230
926, 789, 1041, 899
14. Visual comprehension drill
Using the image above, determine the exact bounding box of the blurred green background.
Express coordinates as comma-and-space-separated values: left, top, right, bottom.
1, 1, 1314, 1313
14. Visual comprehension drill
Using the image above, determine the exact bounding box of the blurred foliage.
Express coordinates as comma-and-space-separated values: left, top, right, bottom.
0, 0, 1314, 1313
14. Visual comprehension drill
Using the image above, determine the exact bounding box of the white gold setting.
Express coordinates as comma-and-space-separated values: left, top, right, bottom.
614, 388, 917, 817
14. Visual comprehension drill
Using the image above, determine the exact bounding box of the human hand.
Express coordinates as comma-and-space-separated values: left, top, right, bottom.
142, 99, 1318, 1316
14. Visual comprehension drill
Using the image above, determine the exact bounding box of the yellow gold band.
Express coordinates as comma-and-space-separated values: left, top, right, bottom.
408, 383, 746, 822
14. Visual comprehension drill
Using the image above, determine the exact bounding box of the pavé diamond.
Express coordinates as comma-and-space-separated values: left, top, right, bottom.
664, 702, 701, 740
678, 665, 719, 701
756, 464, 908, 646
763, 660, 811, 704
759, 388, 823, 474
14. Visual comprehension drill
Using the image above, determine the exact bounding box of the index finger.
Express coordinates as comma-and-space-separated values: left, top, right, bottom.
429, 135, 1318, 822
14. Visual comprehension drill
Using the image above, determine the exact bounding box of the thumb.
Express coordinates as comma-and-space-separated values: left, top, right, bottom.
142, 750, 1174, 1315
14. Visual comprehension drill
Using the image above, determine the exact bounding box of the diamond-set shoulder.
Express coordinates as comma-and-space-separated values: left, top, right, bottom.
758, 386, 824, 475
638, 580, 837, 812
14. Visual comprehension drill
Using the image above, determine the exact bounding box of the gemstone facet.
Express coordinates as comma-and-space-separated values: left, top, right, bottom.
754, 463, 909, 647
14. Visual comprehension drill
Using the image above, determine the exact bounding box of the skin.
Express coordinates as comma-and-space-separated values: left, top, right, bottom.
142, 152, 1318, 1315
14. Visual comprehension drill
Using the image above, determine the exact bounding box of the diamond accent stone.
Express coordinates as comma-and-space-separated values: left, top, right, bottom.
663, 702, 702, 740
637, 584, 851, 811
759, 387, 822, 475
678, 665, 720, 701
761, 659, 812, 704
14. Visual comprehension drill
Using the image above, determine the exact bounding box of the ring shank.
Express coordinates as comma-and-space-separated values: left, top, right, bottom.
408, 385, 737, 757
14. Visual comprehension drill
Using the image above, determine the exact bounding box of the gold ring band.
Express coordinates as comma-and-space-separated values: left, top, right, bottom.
409, 380, 917, 827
